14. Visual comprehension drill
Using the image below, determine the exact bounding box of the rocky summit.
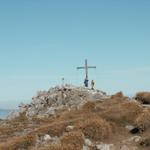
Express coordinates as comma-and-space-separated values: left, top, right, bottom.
8, 85, 108, 120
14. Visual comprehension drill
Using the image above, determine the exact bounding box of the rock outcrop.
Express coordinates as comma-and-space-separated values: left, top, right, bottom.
8, 85, 108, 120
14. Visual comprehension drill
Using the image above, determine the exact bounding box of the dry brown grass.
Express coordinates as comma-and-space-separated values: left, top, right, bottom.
136, 92, 150, 104
111, 91, 124, 99
31, 116, 55, 125
37, 121, 70, 137
57, 110, 80, 121
135, 109, 150, 130
77, 116, 112, 141
0, 96, 147, 150
36, 131, 84, 150
0, 126, 19, 137
139, 136, 150, 148
38, 144, 62, 150
40, 122, 73, 136
0, 135, 35, 150
61, 131, 84, 150
37, 144, 79, 150
0, 112, 29, 142
100, 100, 143, 125
82, 101, 96, 112
12, 112, 28, 122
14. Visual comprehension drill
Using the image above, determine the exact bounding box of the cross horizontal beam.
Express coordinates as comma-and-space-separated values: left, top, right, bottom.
77, 66, 96, 69
87, 66, 96, 69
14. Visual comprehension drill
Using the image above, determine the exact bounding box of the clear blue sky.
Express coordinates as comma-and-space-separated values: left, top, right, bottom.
0, 0, 150, 108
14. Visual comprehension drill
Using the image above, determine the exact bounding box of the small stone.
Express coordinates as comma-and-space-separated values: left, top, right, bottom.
84, 138, 93, 147
43, 134, 52, 141
51, 136, 60, 145
96, 144, 112, 150
121, 145, 130, 150
125, 125, 135, 131
46, 107, 55, 115
83, 145, 90, 150
66, 125, 74, 132
129, 136, 142, 143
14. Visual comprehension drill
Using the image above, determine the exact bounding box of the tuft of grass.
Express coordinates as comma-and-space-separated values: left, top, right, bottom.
111, 91, 124, 99
0, 135, 35, 150
0, 112, 29, 140
11, 112, 29, 123
82, 101, 96, 112
36, 131, 84, 150
100, 100, 143, 125
78, 116, 112, 141
136, 92, 150, 104
37, 144, 79, 150
37, 121, 70, 137
61, 131, 84, 150
135, 109, 150, 131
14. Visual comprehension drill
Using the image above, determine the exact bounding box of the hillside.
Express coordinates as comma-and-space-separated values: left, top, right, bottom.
0, 85, 150, 150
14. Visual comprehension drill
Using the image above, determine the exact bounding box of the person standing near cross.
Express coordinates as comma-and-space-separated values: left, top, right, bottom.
84, 78, 89, 87
77, 59, 96, 87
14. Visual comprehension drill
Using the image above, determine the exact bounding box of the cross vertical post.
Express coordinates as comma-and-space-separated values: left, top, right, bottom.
85, 59, 88, 79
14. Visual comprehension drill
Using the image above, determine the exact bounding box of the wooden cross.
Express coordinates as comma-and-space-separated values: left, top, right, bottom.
77, 59, 96, 81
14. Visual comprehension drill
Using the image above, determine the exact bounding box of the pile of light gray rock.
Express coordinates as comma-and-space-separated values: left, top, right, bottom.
8, 84, 108, 120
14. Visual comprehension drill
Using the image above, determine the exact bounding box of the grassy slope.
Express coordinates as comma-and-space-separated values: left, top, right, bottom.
0, 97, 150, 150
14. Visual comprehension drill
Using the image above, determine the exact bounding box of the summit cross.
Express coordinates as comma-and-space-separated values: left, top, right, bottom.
77, 59, 96, 81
